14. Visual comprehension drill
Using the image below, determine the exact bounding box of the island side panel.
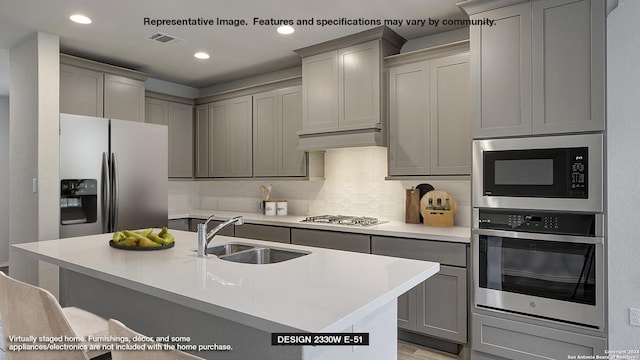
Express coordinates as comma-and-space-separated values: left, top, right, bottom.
59, 269, 303, 360
301, 299, 398, 360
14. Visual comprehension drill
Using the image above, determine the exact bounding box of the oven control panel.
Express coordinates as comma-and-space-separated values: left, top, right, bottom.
478, 209, 595, 236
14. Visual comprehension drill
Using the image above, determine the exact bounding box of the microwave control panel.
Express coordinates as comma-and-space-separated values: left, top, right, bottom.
569, 147, 588, 196
478, 209, 595, 236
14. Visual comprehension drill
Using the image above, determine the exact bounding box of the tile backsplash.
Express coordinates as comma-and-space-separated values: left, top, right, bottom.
169, 146, 471, 226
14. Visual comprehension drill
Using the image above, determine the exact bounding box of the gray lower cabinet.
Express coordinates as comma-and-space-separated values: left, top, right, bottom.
371, 235, 468, 344
234, 224, 290, 244
291, 228, 370, 253
188, 219, 234, 237
167, 218, 189, 231
472, 313, 607, 359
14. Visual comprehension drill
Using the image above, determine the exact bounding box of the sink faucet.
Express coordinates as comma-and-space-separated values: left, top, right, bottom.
197, 214, 244, 258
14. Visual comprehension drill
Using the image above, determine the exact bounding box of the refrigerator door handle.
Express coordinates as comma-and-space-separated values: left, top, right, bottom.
101, 152, 110, 233
110, 152, 119, 232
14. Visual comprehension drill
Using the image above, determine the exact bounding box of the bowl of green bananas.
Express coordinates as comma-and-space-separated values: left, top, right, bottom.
109, 227, 175, 250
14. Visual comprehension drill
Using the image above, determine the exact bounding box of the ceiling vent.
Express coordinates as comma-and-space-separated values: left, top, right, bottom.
147, 32, 183, 45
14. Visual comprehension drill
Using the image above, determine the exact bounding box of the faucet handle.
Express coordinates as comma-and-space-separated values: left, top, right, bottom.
203, 214, 216, 228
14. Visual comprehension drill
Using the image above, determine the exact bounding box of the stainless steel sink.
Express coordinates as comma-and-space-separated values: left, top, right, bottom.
219, 247, 310, 264
206, 243, 255, 256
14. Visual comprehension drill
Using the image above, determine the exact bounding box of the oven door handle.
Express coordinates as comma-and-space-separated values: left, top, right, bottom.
472, 228, 603, 244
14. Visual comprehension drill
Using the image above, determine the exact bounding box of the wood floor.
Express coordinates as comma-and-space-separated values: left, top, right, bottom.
398, 340, 459, 360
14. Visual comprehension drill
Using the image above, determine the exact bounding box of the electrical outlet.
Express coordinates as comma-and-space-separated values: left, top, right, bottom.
630, 308, 640, 327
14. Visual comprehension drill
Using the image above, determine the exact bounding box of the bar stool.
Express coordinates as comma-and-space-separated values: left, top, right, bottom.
0, 271, 109, 360
108, 319, 204, 360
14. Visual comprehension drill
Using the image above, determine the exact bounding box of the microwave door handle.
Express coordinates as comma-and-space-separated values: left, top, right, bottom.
110, 152, 118, 232
101, 152, 110, 233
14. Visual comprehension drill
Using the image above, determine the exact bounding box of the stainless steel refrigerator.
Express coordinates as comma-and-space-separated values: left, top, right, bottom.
59, 113, 168, 238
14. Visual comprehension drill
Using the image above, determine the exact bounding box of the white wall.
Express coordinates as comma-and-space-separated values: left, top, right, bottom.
9, 32, 60, 291
607, 0, 640, 349
0, 96, 9, 266
170, 146, 471, 226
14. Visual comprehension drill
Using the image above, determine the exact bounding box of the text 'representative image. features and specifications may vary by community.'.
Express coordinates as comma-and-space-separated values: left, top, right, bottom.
142, 17, 496, 28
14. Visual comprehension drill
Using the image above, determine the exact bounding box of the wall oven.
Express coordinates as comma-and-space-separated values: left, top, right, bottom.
473, 134, 603, 212
473, 208, 604, 329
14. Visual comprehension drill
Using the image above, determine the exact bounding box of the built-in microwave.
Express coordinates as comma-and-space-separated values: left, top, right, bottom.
473, 134, 603, 212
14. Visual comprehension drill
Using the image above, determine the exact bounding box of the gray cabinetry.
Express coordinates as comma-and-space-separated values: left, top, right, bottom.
253, 86, 306, 177
207, 96, 253, 178
301, 51, 339, 131
167, 218, 189, 231
60, 64, 104, 117
296, 28, 405, 150
145, 97, 194, 178
371, 236, 468, 344
291, 228, 370, 253
234, 224, 290, 244
60, 55, 146, 122
194, 105, 209, 178
531, 0, 605, 134
387, 52, 470, 176
188, 219, 234, 237
104, 74, 145, 122
466, 0, 604, 138
473, 313, 607, 360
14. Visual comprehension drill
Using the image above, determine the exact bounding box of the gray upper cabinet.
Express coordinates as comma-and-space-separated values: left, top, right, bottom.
253, 86, 306, 177
430, 54, 471, 175
145, 97, 194, 178
295, 28, 406, 151
208, 96, 253, 178
301, 40, 381, 132
338, 41, 381, 128
466, 0, 604, 138
388, 61, 430, 176
194, 104, 209, 178
531, 0, 605, 134
387, 52, 470, 176
167, 102, 194, 178
301, 51, 339, 131
104, 74, 146, 122
60, 55, 147, 122
60, 64, 104, 117
470, 3, 532, 138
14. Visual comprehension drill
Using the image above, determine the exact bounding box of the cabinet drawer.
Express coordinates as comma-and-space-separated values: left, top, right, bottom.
291, 228, 370, 253
473, 313, 607, 359
234, 224, 290, 244
188, 219, 234, 237
371, 236, 466, 267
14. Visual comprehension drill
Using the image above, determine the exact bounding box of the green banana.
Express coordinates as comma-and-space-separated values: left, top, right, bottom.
137, 228, 153, 236
148, 233, 169, 246
159, 232, 174, 244
158, 227, 168, 237
112, 231, 125, 243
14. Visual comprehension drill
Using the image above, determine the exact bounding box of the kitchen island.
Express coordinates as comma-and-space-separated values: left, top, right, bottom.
12, 230, 439, 360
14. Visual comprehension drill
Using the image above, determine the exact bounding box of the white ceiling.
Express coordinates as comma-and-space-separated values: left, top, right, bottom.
0, 0, 467, 90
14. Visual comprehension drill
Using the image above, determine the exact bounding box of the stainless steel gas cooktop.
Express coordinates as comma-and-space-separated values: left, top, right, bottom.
300, 215, 387, 227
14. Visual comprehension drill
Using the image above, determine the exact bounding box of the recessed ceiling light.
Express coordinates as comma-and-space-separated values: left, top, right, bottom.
277, 25, 295, 35
194, 52, 210, 60
70, 14, 92, 24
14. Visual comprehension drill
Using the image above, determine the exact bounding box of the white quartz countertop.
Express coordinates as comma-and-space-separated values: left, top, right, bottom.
170, 210, 470, 244
13, 231, 439, 334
